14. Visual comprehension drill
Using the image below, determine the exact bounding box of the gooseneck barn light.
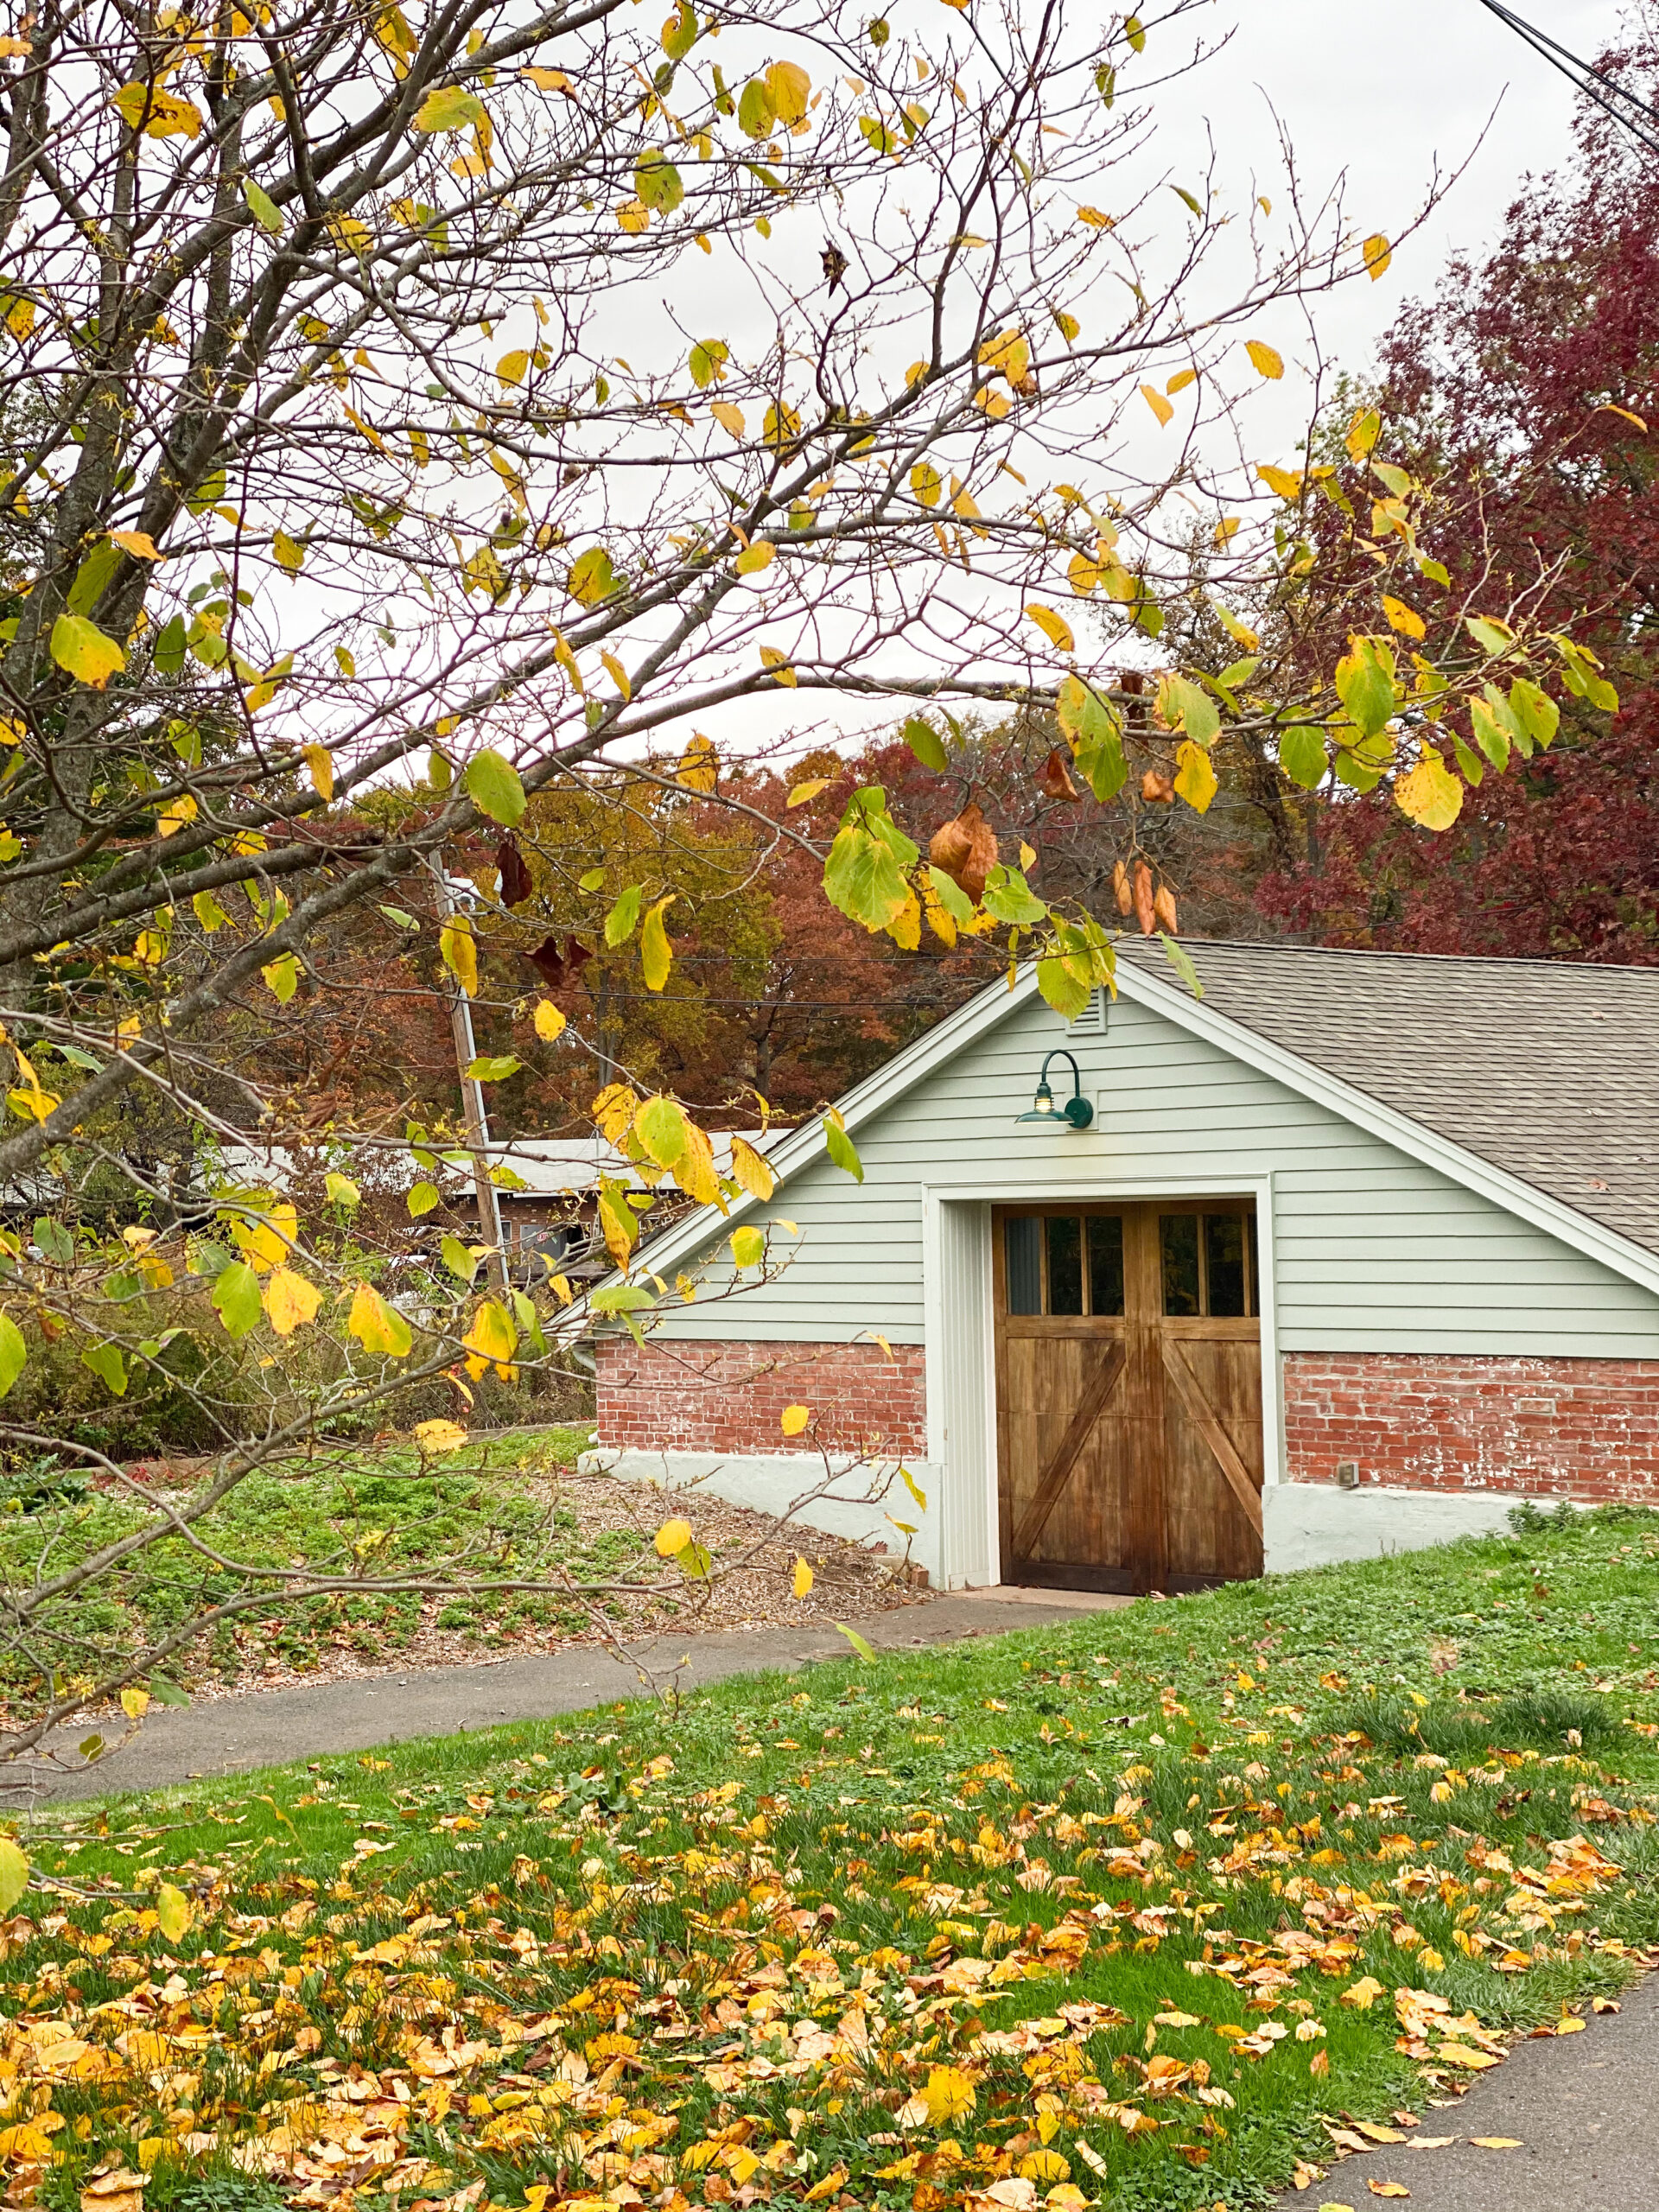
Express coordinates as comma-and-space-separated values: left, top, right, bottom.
1016, 1048, 1094, 1130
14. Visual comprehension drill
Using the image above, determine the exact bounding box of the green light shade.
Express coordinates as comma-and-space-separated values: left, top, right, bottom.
1016, 1049, 1094, 1130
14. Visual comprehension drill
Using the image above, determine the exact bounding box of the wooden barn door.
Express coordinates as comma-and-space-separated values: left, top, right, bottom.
994, 1202, 1264, 1593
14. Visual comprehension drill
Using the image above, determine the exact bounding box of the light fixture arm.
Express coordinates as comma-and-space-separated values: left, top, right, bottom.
1016, 1047, 1095, 1131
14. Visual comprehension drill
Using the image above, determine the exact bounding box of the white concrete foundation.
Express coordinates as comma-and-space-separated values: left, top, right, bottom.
580, 1448, 948, 1588
1263, 1481, 1561, 1572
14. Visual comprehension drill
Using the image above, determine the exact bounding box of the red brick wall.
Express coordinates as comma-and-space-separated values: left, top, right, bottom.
1284, 1351, 1659, 1503
596, 1336, 929, 1458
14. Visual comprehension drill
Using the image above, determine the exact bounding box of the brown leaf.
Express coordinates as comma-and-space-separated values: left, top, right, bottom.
1113, 859, 1134, 916
1153, 883, 1178, 934
525, 933, 591, 988
1141, 769, 1174, 804
1038, 748, 1078, 803
929, 801, 998, 902
1132, 860, 1154, 936
497, 836, 534, 910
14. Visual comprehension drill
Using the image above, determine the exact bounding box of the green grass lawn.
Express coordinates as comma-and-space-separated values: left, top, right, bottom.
8, 1504, 1659, 2212
0, 1427, 620, 1702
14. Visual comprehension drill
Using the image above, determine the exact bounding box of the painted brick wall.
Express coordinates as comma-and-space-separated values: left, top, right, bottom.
597, 1336, 929, 1458
1284, 1351, 1659, 1503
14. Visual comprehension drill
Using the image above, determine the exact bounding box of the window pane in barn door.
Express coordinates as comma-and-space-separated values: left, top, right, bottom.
1160, 1214, 1201, 1316
1005, 1217, 1042, 1314
1046, 1217, 1084, 1314
1087, 1215, 1125, 1315
1205, 1213, 1249, 1317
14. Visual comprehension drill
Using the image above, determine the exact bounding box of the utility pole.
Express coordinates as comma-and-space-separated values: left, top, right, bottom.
432, 864, 509, 1297
1474, 1, 1659, 159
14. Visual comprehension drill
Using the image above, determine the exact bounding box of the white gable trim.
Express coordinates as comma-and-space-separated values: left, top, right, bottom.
580, 953, 1659, 1308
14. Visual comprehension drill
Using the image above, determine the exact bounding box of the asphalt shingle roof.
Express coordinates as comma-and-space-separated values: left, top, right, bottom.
1118, 938, 1659, 1259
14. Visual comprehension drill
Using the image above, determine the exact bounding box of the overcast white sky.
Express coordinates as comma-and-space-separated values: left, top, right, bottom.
1198, 0, 1627, 365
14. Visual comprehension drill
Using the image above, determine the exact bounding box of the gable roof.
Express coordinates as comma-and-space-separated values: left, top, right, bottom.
1116, 939, 1659, 1259
590, 940, 1659, 1311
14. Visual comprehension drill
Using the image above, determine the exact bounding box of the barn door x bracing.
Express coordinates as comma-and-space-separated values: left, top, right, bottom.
993, 1202, 1264, 1592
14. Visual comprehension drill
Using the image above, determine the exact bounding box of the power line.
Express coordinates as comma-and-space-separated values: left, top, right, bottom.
1476, 0, 1659, 159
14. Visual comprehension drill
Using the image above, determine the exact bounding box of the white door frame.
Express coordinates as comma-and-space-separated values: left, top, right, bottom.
920, 1173, 1281, 1588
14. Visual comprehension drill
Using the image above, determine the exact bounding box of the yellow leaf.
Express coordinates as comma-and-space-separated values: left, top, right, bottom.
1341, 1975, 1385, 2009
1026, 602, 1075, 653
1470, 2139, 1523, 2151
760, 644, 797, 686
302, 742, 334, 800
765, 58, 811, 124
462, 1298, 518, 1376
496, 348, 530, 387
600, 647, 632, 698
922, 2066, 976, 2126
1257, 462, 1305, 500
711, 398, 747, 436
110, 530, 162, 561
1067, 552, 1098, 596
120, 1686, 150, 1719
156, 1882, 192, 1942
1394, 750, 1463, 831
523, 65, 572, 91
1364, 232, 1393, 280
802, 2167, 845, 2203
0, 1837, 26, 1910
440, 914, 478, 995
348, 1281, 413, 1357
1017, 2152, 1069, 2183
780, 1403, 810, 1436
1174, 736, 1217, 813
415, 1418, 468, 1453
1367, 2189, 1410, 2202
617, 197, 650, 233
735, 537, 776, 575
263, 1265, 322, 1337
793, 1556, 814, 1599
787, 777, 829, 807
1166, 367, 1198, 394
911, 461, 942, 507
1077, 204, 1115, 229
50, 613, 125, 689
729, 1135, 776, 1199
1141, 383, 1173, 426
977, 327, 1030, 385
1382, 595, 1426, 640
656, 1516, 694, 1557
1246, 338, 1284, 379
677, 731, 718, 790
533, 1000, 567, 1042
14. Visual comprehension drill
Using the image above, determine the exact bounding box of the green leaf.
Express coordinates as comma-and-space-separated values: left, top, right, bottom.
1464, 613, 1516, 658
1510, 677, 1560, 752
1036, 956, 1092, 1020
901, 715, 948, 772
49, 613, 125, 690
676, 1538, 713, 1579
730, 1224, 766, 1268
823, 785, 918, 932
1334, 635, 1396, 739
465, 1054, 522, 1083
688, 339, 728, 390
823, 1112, 863, 1184
1470, 690, 1514, 772
441, 1234, 479, 1284
636, 1095, 688, 1168
834, 1621, 876, 1662
0, 1837, 27, 1912
737, 77, 774, 137
605, 884, 644, 947
80, 1340, 128, 1396
1278, 725, 1327, 790
661, 0, 697, 58
981, 864, 1046, 925
591, 1280, 657, 1348
156, 1881, 193, 1942
245, 177, 283, 234
186, 465, 227, 515
407, 1181, 442, 1217
148, 1675, 190, 1707
1160, 931, 1204, 999
414, 85, 485, 132
568, 545, 623, 606
153, 614, 187, 675
67, 541, 121, 618
927, 864, 973, 925
325, 1172, 361, 1209
1158, 671, 1220, 747
211, 1260, 264, 1340
1057, 676, 1128, 802
634, 151, 684, 212
0, 1313, 24, 1400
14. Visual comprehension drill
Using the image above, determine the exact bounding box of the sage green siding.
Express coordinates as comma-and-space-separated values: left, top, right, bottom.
655, 987, 1659, 1358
